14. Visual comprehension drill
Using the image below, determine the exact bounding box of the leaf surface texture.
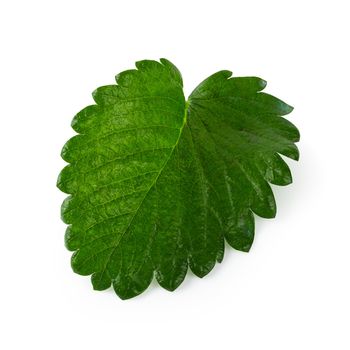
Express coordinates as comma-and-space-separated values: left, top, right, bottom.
58, 59, 299, 299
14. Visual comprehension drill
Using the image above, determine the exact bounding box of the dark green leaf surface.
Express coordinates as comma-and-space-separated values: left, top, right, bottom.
57, 59, 299, 299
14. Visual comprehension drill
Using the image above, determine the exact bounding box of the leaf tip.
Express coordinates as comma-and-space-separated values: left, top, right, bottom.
235, 241, 254, 253
189, 259, 216, 278
91, 272, 112, 291
283, 103, 294, 115
259, 79, 267, 89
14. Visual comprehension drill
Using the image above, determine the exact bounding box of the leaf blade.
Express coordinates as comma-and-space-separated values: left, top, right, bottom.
58, 59, 299, 299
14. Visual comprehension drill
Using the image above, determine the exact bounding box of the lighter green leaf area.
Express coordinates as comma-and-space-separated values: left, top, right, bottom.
58, 59, 299, 299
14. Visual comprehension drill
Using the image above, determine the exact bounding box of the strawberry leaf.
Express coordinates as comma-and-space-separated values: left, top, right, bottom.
57, 58, 299, 299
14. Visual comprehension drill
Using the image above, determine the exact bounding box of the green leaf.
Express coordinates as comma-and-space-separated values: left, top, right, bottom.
57, 58, 299, 299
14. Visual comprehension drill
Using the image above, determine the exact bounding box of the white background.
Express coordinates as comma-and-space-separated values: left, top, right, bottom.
1, 0, 349, 349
